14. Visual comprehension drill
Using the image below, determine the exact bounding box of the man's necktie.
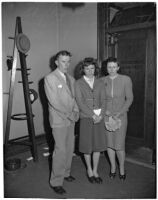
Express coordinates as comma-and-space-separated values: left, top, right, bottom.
65, 73, 73, 97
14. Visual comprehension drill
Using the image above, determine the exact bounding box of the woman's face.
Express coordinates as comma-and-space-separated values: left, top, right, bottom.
84, 64, 95, 78
107, 61, 119, 76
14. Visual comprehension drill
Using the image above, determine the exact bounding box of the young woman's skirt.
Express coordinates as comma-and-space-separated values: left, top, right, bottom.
79, 118, 107, 154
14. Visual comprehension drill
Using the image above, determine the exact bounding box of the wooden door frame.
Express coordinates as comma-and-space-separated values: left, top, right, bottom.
97, 4, 156, 148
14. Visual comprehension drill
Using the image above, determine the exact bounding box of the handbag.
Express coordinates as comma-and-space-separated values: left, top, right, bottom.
105, 116, 121, 132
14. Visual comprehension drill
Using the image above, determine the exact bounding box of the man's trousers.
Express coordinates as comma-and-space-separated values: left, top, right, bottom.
50, 123, 75, 186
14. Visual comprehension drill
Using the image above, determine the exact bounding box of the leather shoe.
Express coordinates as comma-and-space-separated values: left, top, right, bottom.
50, 186, 66, 195
119, 174, 126, 181
87, 176, 96, 183
94, 176, 103, 184
109, 172, 116, 179
64, 175, 75, 182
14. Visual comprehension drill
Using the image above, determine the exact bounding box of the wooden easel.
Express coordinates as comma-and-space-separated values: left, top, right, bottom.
4, 17, 38, 162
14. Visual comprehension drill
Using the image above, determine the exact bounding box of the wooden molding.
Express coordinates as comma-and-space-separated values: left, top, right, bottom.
106, 21, 156, 33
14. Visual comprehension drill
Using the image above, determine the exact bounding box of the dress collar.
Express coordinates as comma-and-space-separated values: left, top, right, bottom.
83, 75, 94, 82
83, 76, 94, 89
109, 74, 118, 80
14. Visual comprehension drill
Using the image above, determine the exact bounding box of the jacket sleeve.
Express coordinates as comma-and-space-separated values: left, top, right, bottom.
67, 102, 79, 122
120, 76, 133, 114
75, 81, 94, 118
44, 76, 69, 120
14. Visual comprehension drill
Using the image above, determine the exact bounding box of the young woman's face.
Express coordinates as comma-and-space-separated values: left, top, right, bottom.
107, 61, 119, 76
84, 64, 95, 78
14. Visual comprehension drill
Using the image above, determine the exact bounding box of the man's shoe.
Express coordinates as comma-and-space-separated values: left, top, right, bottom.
50, 186, 66, 195
64, 175, 75, 182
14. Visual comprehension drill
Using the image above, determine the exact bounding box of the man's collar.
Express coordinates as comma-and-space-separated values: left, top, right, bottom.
57, 68, 65, 77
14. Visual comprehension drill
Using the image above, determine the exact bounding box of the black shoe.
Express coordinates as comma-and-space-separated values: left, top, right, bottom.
50, 186, 66, 195
94, 176, 103, 184
109, 172, 116, 179
64, 175, 75, 182
119, 173, 126, 180
87, 176, 96, 183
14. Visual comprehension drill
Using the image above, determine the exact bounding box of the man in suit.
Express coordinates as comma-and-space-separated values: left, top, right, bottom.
44, 50, 79, 195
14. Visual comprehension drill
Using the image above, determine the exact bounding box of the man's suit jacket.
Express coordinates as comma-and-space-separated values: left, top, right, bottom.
44, 69, 79, 128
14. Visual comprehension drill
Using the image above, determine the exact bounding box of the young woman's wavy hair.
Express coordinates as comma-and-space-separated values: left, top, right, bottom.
75, 57, 100, 79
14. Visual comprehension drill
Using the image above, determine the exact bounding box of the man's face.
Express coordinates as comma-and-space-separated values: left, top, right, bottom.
55, 55, 71, 73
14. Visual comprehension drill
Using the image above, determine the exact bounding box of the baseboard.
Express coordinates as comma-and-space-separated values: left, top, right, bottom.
126, 136, 145, 146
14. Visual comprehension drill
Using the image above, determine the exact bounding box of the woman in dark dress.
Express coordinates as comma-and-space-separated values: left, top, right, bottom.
101, 57, 133, 180
75, 57, 107, 184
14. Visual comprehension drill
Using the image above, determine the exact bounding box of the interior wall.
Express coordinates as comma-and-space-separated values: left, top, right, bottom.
2, 2, 97, 140
58, 3, 97, 75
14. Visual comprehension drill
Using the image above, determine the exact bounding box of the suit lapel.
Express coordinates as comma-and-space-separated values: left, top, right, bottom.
65, 74, 73, 97
54, 69, 72, 97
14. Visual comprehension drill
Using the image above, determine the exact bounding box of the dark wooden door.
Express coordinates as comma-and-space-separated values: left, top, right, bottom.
117, 29, 147, 140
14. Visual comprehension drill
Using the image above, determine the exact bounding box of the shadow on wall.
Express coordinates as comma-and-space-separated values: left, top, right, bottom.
38, 75, 55, 174
100, 60, 108, 77
74, 61, 83, 80
38, 55, 57, 154
49, 55, 57, 72
38, 78, 54, 152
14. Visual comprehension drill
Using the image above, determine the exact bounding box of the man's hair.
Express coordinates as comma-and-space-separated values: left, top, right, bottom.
55, 50, 72, 60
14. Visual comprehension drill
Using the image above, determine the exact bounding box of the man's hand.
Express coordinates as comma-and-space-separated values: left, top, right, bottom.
68, 111, 79, 122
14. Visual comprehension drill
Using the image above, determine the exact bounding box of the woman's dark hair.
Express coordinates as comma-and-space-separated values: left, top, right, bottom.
101, 57, 119, 76
74, 57, 100, 80
106, 57, 119, 65
81, 57, 100, 76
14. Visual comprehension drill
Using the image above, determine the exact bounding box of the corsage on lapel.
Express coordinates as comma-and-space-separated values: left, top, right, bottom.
58, 84, 63, 88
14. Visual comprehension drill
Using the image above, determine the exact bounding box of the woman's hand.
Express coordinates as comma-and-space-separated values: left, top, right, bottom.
92, 114, 102, 124
113, 112, 120, 119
